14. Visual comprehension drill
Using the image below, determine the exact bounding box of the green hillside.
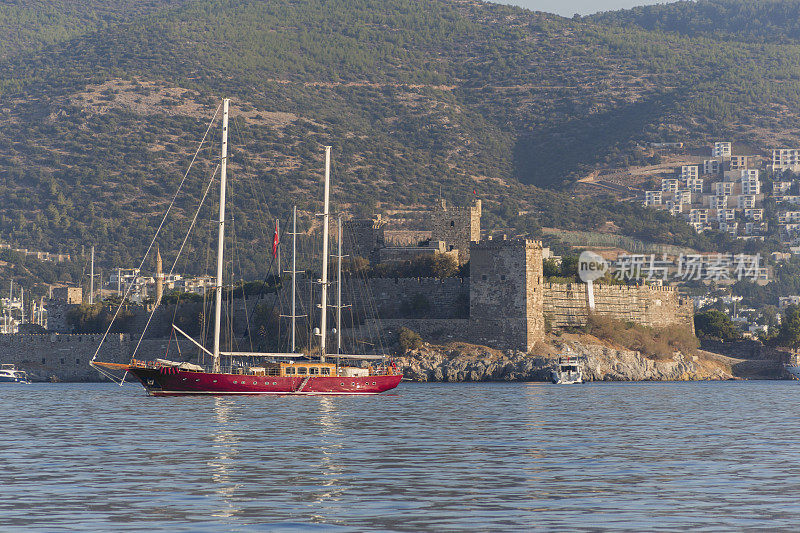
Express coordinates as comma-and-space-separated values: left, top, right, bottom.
590, 0, 800, 43
0, 0, 797, 290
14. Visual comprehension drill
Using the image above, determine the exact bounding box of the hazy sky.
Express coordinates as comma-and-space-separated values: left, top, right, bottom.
488, 0, 673, 17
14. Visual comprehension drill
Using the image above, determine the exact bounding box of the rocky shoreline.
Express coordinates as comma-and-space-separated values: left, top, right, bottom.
397, 338, 783, 382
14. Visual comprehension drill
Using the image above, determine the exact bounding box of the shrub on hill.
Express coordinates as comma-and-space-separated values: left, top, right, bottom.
586, 313, 699, 360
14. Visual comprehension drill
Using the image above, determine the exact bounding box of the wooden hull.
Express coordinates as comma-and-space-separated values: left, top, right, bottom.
126, 366, 402, 396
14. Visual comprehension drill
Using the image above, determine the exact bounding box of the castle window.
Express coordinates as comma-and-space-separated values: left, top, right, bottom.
42, 358, 46, 364
450, 221, 455, 227
482, 275, 487, 281
60, 358, 65, 364
75, 358, 80, 364
501, 275, 506, 281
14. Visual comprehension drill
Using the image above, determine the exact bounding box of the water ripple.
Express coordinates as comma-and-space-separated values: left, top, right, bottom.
0, 381, 798, 531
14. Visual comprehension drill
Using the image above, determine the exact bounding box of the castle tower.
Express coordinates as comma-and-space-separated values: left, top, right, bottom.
469, 238, 544, 352
430, 198, 481, 264
342, 215, 386, 265
155, 245, 163, 306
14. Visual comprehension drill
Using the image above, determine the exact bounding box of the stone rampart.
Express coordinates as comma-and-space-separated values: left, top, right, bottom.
543, 283, 694, 331
367, 277, 469, 319
0, 333, 199, 382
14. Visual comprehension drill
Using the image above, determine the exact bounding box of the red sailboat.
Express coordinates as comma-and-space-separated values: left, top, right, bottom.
92, 99, 401, 395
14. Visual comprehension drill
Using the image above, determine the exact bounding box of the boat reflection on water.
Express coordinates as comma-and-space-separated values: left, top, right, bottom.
209, 397, 240, 520
314, 397, 346, 506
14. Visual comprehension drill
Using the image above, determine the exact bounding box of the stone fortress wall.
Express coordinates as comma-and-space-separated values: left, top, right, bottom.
543, 283, 695, 332
0, 333, 198, 382
367, 277, 469, 319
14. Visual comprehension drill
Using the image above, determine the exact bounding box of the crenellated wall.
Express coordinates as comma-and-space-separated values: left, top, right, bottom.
542, 283, 694, 332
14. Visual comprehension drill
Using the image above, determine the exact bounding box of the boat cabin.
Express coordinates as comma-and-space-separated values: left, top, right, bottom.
243, 362, 368, 377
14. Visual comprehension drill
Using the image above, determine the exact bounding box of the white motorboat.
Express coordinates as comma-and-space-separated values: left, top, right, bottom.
785, 364, 800, 380
551, 351, 584, 384
0, 364, 29, 384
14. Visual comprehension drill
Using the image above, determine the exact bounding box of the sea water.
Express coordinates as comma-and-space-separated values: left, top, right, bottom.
1, 381, 799, 531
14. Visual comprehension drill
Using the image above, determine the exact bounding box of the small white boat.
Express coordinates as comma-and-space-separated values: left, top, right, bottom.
551, 351, 584, 384
0, 364, 29, 384
785, 364, 800, 380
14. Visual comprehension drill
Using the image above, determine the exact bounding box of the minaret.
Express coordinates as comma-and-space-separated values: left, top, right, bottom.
155, 245, 164, 306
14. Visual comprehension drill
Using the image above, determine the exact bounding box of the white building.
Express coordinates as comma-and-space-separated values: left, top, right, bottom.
689, 208, 708, 224
661, 178, 680, 193
666, 200, 683, 216
783, 223, 800, 235
709, 195, 729, 210
729, 155, 749, 170
717, 209, 735, 222
779, 211, 800, 224
774, 181, 793, 194
719, 221, 738, 235
741, 178, 761, 195
644, 191, 662, 206
745, 222, 767, 235
713, 142, 732, 158
680, 165, 699, 181
686, 177, 704, 193
703, 159, 721, 174
744, 208, 763, 221
675, 189, 692, 204
714, 182, 734, 196
772, 149, 800, 172
689, 222, 706, 232
738, 195, 756, 209
777, 196, 800, 206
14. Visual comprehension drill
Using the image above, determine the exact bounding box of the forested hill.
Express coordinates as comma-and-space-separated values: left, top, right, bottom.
0, 0, 798, 285
590, 0, 800, 43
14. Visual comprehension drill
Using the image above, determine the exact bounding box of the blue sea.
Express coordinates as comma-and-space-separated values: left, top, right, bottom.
1, 381, 799, 531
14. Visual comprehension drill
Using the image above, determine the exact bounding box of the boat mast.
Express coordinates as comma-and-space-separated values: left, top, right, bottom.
89, 245, 94, 305
282, 205, 305, 353
291, 206, 297, 352
318, 146, 331, 362
336, 214, 343, 357
212, 98, 230, 373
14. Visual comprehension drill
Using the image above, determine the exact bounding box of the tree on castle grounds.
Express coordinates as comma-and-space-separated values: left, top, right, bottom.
694, 310, 742, 342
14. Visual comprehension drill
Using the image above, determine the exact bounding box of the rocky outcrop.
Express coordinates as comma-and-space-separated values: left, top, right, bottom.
397, 340, 735, 382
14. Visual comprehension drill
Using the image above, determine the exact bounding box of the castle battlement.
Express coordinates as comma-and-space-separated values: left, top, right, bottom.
344, 217, 386, 230
472, 238, 542, 250
544, 282, 677, 293
377, 276, 468, 284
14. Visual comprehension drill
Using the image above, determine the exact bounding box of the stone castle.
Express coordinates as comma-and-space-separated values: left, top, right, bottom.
344, 198, 482, 265
3, 198, 694, 381
341, 198, 693, 352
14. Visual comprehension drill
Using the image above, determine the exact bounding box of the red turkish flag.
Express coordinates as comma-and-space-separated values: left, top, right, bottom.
272, 221, 279, 258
